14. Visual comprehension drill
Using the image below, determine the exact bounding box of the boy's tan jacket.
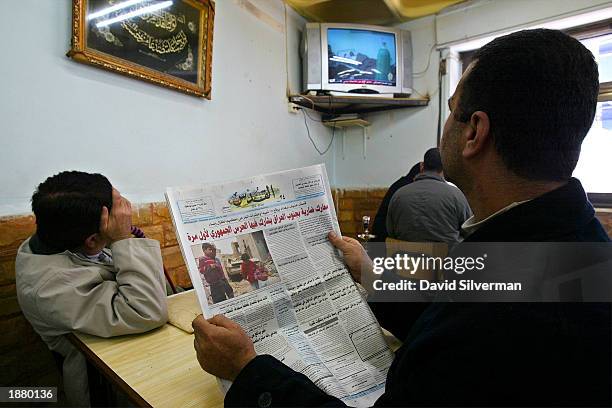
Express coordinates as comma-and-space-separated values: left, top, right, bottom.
16, 238, 168, 406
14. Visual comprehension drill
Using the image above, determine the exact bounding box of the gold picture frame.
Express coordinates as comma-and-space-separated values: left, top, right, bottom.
68, 0, 214, 98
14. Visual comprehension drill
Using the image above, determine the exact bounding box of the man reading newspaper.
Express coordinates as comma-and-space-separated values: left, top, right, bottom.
191, 29, 611, 407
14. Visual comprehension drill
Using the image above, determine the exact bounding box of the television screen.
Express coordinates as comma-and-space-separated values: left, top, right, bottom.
327, 28, 397, 87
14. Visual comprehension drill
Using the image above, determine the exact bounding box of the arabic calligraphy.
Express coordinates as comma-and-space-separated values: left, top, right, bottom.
122, 20, 188, 54
217, 294, 269, 315
294, 293, 328, 313
328, 284, 358, 301
228, 185, 284, 209
139, 9, 185, 32
186, 202, 330, 243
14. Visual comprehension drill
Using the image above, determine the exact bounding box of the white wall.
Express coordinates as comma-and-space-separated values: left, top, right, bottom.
3, 0, 611, 208
436, 0, 612, 47
0, 0, 333, 216
332, 0, 612, 188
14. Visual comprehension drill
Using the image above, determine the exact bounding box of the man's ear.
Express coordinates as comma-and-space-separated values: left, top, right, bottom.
419, 162, 425, 173
462, 111, 491, 159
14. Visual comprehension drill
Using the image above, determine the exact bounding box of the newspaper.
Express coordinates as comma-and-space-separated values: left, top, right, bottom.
165, 164, 393, 407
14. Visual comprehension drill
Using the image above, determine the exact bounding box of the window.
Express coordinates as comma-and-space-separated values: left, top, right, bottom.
572, 28, 612, 206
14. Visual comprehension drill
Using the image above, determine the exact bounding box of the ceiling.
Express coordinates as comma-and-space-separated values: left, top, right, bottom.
285, 0, 466, 25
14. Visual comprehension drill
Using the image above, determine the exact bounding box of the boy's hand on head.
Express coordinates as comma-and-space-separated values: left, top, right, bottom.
100, 189, 133, 243
192, 314, 256, 380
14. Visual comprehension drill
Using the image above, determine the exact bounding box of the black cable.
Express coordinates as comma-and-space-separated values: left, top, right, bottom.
413, 43, 437, 77
303, 109, 324, 122
302, 109, 335, 155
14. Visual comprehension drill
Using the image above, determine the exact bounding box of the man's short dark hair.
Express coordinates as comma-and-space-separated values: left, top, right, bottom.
32, 171, 112, 252
455, 29, 599, 181
202, 243, 215, 251
423, 148, 443, 172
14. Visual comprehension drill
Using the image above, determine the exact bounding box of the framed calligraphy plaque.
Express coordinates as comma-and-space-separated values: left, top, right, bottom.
68, 0, 214, 98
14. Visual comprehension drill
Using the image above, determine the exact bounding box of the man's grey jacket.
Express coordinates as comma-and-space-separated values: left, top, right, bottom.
386, 172, 471, 244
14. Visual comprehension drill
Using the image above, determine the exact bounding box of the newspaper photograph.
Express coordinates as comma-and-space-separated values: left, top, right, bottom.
166, 164, 393, 407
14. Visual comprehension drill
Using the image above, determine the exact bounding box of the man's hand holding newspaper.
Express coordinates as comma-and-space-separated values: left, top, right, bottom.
193, 314, 256, 380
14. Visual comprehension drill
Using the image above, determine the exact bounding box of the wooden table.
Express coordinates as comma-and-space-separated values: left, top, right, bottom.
70, 288, 401, 407
71, 324, 224, 408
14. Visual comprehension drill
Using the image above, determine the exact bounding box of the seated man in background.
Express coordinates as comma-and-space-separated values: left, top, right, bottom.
386, 147, 471, 246
191, 29, 611, 407
16, 171, 168, 406
370, 162, 421, 243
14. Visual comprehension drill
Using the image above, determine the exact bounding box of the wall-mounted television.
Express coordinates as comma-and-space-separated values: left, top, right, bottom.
301, 23, 413, 96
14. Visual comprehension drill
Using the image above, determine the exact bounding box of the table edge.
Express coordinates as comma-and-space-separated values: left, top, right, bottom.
68, 332, 153, 408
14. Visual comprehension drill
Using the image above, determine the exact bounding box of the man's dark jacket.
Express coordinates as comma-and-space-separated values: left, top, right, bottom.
226, 178, 611, 407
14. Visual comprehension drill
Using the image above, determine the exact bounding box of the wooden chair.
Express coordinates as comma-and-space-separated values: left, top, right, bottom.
384, 238, 448, 282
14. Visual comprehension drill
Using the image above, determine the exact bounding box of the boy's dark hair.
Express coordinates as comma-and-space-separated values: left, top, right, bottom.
202, 243, 215, 251
31, 171, 112, 251
455, 29, 599, 181
423, 148, 443, 172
